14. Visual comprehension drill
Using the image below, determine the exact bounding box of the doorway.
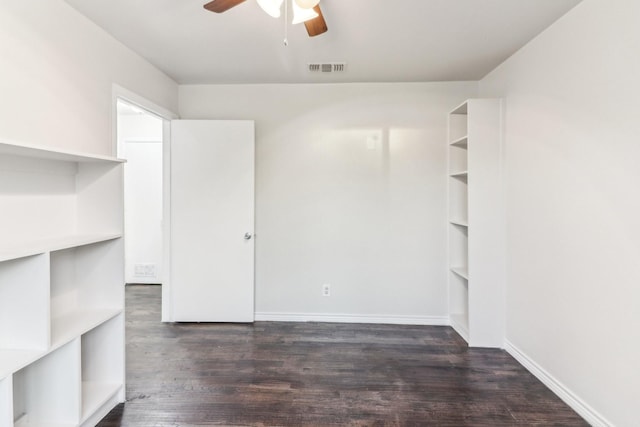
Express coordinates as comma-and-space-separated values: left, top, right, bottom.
116, 100, 164, 285
112, 88, 255, 323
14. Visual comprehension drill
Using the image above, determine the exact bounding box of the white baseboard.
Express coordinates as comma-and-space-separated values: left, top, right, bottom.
254, 312, 449, 326
504, 340, 611, 427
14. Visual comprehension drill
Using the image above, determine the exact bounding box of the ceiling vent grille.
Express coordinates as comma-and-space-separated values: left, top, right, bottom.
308, 62, 347, 73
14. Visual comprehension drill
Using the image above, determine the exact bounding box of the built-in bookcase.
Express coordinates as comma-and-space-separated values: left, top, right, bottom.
447, 99, 505, 348
0, 140, 125, 426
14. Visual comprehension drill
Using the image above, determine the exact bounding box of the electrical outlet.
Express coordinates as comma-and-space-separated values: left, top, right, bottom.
322, 283, 331, 297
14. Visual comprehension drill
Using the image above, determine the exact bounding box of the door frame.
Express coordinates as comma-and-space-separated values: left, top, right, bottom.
111, 84, 178, 322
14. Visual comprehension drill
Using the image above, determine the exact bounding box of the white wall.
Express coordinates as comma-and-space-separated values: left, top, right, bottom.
479, 0, 640, 425
0, 0, 178, 156
180, 82, 477, 322
117, 113, 163, 284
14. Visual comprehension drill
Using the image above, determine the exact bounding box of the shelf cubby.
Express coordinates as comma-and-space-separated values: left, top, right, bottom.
50, 239, 124, 349
448, 102, 468, 142
0, 255, 49, 379
80, 314, 124, 426
448, 178, 468, 228
448, 224, 468, 273
12, 340, 81, 427
449, 271, 469, 342
449, 143, 468, 173
0, 148, 123, 251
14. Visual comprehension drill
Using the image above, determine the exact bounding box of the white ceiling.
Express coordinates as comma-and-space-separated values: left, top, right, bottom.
64, 0, 581, 84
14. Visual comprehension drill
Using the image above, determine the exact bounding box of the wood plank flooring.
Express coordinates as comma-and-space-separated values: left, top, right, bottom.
97, 285, 588, 426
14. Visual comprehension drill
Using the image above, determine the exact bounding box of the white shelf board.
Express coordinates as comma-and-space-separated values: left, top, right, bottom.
0, 140, 125, 164
449, 219, 468, 227
449, 171, 468, 182
450, 312, 469, 343
451, 267, 469, 280
81, 382, 122, 422
51, 309, 122, 350
449, 101, 468, 115
450, 136, 468, 148
0, 348, 46, 379
14, 414, 76, 427
0, 233, 122, 262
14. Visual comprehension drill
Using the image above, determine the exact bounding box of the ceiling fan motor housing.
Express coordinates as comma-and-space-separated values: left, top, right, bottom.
294, 0, 321, 8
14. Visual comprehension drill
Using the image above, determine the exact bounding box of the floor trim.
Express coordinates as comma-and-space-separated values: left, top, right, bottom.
505, 340, 611, 427
255, 312, 449, 326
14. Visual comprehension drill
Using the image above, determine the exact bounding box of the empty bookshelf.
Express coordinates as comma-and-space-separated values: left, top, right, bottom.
0, 140, 125, 427
447, 99, 505, 348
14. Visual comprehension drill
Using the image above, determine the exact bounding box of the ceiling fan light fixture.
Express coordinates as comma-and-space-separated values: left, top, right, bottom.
256, 0, 283, 18
294, 0, 320, 9
291, 0, 318, 24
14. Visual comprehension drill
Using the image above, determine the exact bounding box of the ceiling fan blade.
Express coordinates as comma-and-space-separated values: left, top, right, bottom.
304, 5, 328, 37
203, 0, 247, 13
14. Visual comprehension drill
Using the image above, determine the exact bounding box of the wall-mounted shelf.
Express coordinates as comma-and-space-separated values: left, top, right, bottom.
0, 140, 125, 426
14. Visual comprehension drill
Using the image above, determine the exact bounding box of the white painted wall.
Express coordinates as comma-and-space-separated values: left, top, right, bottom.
117, 113, 163, 284
479, 0, 640, 425
0, 0, 177, 156
179, 82, 477, 322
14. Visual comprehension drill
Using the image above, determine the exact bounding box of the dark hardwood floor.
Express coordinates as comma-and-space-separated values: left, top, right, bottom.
97, 285, 587, 426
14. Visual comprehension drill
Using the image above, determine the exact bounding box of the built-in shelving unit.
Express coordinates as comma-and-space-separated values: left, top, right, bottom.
0, 140, 125, 426
447, 99, 505, 348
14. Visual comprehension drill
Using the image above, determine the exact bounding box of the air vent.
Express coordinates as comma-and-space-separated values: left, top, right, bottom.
308, 62, 347, 73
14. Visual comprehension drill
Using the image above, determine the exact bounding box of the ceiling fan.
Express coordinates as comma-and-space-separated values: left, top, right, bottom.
203, 0, 328, 37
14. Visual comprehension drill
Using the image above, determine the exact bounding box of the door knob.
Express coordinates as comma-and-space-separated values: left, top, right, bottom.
244, 232, 253, 240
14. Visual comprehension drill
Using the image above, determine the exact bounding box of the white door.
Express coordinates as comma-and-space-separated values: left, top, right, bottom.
170, 120, 255, 322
